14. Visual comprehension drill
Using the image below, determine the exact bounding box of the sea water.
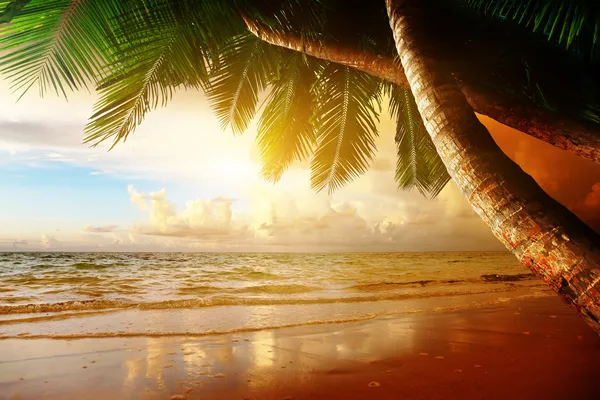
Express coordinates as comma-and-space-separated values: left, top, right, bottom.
0, 252, 551, 339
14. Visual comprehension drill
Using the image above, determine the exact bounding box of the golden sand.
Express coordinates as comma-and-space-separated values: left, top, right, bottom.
1, 296, 599, 399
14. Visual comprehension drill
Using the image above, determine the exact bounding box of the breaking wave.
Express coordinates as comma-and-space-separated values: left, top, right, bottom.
0, 283, 547, 315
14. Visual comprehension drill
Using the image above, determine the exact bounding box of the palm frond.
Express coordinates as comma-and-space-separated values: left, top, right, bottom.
461, 0, 600, 58
179, 0, 245, 66
386, 84, 450, 198
521, 59, 555, 110
257, 52, 318, 182
238, 0, 327, 41
0, 0, 30, 23
581, 102, 600, 124
207, 34, 278, 134
310, 65, 381, 193
84, 0, 209, 148
0, 0, 125, 99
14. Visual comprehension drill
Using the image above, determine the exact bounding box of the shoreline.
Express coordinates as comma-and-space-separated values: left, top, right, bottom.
0, 285, 550, 340
2, 295, 600, 399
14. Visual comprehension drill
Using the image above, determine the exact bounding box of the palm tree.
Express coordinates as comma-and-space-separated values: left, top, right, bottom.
1, 0, 599, 332
385, 0, 600, 332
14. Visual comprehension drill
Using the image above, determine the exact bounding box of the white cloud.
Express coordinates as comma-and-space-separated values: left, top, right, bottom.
40, 234, 61, 249
129, 186, 252, 242
12, 240, 28, 248
82, 224, 119, 233
0, 87, 260, 184
125, 183, 503, 251
128, 185, 150, 211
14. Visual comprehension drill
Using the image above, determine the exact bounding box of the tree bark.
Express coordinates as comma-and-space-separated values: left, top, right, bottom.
386, 0, 600, 334
243, 15, 600, 165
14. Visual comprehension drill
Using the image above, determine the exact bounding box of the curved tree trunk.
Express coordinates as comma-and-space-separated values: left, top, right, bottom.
386, 0, 600, 333
243, 15, 600, 165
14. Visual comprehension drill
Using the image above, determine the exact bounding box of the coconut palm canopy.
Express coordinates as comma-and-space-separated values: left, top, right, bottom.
0, 0, 599, 197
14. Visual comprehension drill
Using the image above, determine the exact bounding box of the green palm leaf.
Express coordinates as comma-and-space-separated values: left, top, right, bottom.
0, 0, 30, 23
207, 34, 278, 135
387, 84, 450, 198
84, 1, 209, 148
238, 0, 327, 41
0, 0, 124, 99
461, 0, 600, 56
311, 65, 381, 193
257, 52, 318, 182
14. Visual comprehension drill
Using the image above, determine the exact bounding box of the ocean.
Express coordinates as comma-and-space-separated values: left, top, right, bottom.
0, 252, 551, 339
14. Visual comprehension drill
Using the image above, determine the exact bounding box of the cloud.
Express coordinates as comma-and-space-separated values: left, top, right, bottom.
584, 182, 600, 208
129, 186, 252, 242
257, 202, 373, 246
0, 121, 85, 149
128, 185, 149, 210
574, 182, 600, 231
12, 240, 28, 248
5, 83, 597, 251
125, 183, 503, 251
40, 234, 61, 249
82, 224, 119, 233
0, 88, 261, 184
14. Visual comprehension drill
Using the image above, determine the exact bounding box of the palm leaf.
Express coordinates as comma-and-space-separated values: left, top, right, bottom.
84, 0, 209, 148
207, 34, 278, 135
0, 0, 125, 99
581, 102, 600, 124
174, 0, 246, 67
461, 0, 600, 57
386, 84, 450, 198
310, 65, 381, 193
238, 0, 328, 41
257, 52, 318, 182
0, 0, 30, 23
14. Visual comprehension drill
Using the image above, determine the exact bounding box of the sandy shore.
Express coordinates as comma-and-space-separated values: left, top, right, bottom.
1, 295, 599, 400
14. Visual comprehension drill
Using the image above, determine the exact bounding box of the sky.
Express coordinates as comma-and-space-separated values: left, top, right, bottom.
1, 80, 599, 252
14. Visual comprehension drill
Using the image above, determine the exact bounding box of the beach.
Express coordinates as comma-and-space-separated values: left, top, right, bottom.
2, 252, 600, 399
2, 295, 600, 400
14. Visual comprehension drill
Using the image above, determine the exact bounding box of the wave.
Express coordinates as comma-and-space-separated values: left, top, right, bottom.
351, 280, 455, 291
0, 296, 36, 304
30, 264, 63, 269
72, 263, 112, 270
349, 273, 537, 292
0, 314, 381, 340
4, 275, 105, 285
0, 309, 122, 325
0, 291, 554, 340
227, 267, 286, 281
177, 285, 225, 295
0, 284, 548, 315
233, 284, 323, 294
0, 299, 132, 314
178, 284, 323, 296
25, 262, 124, 270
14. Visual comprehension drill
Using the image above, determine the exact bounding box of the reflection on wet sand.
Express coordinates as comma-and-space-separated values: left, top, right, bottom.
1, 297, 600, 399
251, 330, 275, 368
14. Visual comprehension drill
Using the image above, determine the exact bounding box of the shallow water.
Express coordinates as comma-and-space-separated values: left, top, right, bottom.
0, 252, 551, 338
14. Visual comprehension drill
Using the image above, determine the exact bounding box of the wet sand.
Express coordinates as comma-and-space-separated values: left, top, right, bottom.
1, 296, 599, 400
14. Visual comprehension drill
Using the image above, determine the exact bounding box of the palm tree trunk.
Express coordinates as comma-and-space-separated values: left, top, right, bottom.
386, 0, 600, 333
243, 15, 600, 165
